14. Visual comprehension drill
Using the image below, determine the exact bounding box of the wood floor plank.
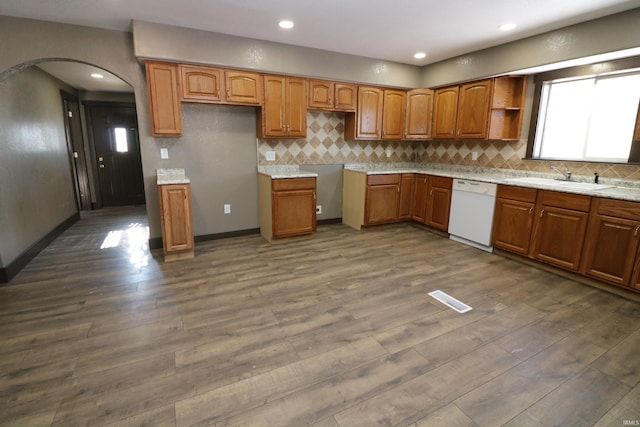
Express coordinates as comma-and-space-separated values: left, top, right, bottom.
174, 337, 387, 426
215, 348, 431, 427
2, 207, 639, 425
333, 343, 518, 427
454, 334, 611, 426
503, 366, 630, 427
592, 384, 640, 427
410, 403, 478, 427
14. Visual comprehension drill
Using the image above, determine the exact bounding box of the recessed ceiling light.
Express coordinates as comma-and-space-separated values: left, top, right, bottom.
414, 52, 427, 59
91, 73, 104, 79
499, 23, 517, 31
278, 20, 294, 29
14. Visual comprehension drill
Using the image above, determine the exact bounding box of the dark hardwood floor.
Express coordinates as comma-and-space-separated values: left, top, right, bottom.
1, 206, 639, 426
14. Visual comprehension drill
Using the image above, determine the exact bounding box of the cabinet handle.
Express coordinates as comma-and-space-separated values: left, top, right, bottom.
397, 185, 400, 193
635, 225, 640, 237
183, 188, 187, 199
529, 206, 533, 216
430, 189, 433, 197
313, 192, 317, 200
540, 208, 545, 218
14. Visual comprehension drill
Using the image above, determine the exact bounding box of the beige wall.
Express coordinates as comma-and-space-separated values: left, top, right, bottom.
0, 67, 78, 266
132, 20, 422, 89
421, 8, 640, 87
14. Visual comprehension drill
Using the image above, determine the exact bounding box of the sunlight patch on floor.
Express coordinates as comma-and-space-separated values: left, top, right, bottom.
100, 223, 150, 267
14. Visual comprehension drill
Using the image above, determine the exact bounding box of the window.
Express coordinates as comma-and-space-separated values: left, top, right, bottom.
114, 127, 128, 153
532, 70, 640, 163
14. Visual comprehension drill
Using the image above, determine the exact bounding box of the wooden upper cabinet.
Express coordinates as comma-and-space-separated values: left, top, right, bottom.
225, 71, 263, 105
308, 80, 357, 112
146, 61, 182, 136
405, 89, 433, 140
260, 75, 306, 138
432, 86, 459, 139
457, 79, 493, 139
180, 65, 223, 103
346, 86, 383, 140
432, 76, 526, 141
382, 89, 406, 140
489, 76, 527, 140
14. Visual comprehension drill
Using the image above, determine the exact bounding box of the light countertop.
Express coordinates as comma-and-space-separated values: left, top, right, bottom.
343, 163, 640, 202
258, 165, 318, 179
157, 168, 190, 185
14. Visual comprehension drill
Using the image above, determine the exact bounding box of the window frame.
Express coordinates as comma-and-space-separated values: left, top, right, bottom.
526, 56, 640, 164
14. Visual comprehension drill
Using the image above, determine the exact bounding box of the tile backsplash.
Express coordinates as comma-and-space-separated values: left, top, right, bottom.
257, 111, 640, 180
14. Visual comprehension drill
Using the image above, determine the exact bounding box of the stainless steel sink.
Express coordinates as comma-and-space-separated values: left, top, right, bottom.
502, 177, 616, 191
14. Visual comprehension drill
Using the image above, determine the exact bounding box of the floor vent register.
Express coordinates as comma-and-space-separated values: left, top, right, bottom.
428, 290, 473, 313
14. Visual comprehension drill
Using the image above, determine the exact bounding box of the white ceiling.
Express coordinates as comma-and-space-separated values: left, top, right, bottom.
36, 62, 133, 93
2, 0, 639, 91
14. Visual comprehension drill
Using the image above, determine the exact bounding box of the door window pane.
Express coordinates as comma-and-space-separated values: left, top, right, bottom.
114, 127, 128, 153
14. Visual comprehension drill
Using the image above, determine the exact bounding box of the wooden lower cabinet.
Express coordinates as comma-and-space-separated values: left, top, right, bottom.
426, 176, 452, 231
158, 183, 194, 261
412, 175, 428, 223
365, 174, 400, 225
492, 185, 537, 255
398, 174, 415, 220
581, 197, 640, 288
259, 175, 316, 242
531, 191, 591, 272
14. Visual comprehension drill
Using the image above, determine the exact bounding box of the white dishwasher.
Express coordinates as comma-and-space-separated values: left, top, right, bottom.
448, 179, 497, 252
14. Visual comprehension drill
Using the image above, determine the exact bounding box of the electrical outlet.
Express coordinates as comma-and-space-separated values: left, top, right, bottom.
386, 148, 392, 158
472, 151, 479, 161
224, 204, 231, 214
160, 148, 169, 159
266, 151, 276, 161
316, 205, 322, 214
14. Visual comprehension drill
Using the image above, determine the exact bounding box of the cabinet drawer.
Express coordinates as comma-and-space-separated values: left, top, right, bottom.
367, 174, 400, 186
539, 190, 591, 212
429, 175, 452, 189
593, 197, 640, 221
272, 177, 316, 191
497, 185, 537, 203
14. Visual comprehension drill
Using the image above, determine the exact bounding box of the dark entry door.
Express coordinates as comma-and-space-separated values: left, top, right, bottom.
87, 104, 145, 207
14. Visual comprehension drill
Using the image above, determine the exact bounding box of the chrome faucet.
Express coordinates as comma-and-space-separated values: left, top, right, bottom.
551, 165, 572, 181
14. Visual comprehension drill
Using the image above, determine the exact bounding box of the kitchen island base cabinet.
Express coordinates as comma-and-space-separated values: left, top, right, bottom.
158, 184, 194, 262
259, 175, 317, 242
365, 174, 401, 225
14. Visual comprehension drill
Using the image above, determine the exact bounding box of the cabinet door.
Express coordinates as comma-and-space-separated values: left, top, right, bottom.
532, 206, 589, 271
146, 62, 182, 136
457, 79, 492, 139
426, 177, 452, 231
405, 89, 433, 140
159, 184, 194, 253
334, 83, 357, 111
382, 89, 406, 140
355, 87, 383, 139
179, 65, 223, 103
225, 71, 263, 105
492, 198, 535, 255
285, 77, 307, 137
272, 189, 316, 238
308, 80, 333, 110
412, 175, 428, 223
581, 214, 640, 286
365, 184, 399, 225
398, 174, 415, 220
262, 75, 287, 137
432, 86, 459, 139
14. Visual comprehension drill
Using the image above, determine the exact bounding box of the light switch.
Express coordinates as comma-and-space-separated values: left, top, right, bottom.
160, 148, 169, 159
